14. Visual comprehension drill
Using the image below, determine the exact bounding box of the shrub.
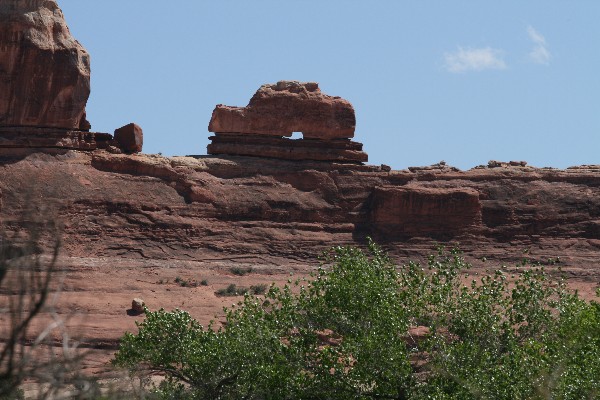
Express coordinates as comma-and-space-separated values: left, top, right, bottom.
113, 242, 600, 399
230, 267, 252, 276
215, 284, 248, 297
174, 277, 206, 288
249, 284, 267, 295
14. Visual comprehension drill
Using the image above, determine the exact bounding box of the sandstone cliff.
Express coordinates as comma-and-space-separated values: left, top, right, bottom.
0, 0, 90, 130
2, 151, 600, 277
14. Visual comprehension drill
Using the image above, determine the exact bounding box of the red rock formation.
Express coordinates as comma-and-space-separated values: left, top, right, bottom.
207, 133, 367, 163
207, 81, 366, 163
0, 126, 111, 150
1, 151, 598, 273
114, 123, 143, 153
0, 0, 91, 130
208, 81, 355, 139
371, 186, 482, 240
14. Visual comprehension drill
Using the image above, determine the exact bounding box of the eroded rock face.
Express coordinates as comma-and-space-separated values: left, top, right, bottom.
0, 126, 109, 150
0, 152, 599, 269
208, 81, 355, 139
0, 0, 90, 130
371, 186, 482, 240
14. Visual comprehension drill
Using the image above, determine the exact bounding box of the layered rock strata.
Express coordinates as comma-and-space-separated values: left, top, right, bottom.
0, 126, 111, 151
208, 81, 368, 163
2, 152, 597, 273
207, 133, 368, 163
0, 0, 90, 130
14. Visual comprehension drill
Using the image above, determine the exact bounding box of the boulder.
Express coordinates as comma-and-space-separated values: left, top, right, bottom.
114, 123, 143, 153
208, 81, 355, 140
131, 298, 145, 314
0, 0, 91, 130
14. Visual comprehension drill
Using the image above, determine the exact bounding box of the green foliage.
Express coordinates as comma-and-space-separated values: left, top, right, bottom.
230, 267, 253, 276
173, 277, 206, 288
402, 249, 600, 399
113, 242, 600, 399
249, 284, 267, 295
215, 284, 247, 297
0, 388, 24, 400
215, 284, 268, 297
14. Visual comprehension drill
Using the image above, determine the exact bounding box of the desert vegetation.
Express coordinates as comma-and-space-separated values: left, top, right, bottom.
0, 207, 97, 399
215, 283, 268, 297
2, 232, 599, 399
113, 241, 600, 399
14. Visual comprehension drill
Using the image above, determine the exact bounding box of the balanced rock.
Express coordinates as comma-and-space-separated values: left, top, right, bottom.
208, 81, 355, 140
114, 123, 143, 153
0, 0, 91, 130
207, 81, 367, 163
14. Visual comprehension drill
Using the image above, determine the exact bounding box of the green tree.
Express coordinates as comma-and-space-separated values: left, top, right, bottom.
113, 243, 600, 399
114, 241, 414, 399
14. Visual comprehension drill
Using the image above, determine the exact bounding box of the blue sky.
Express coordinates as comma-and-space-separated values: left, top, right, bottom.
59, 1, 600, 170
